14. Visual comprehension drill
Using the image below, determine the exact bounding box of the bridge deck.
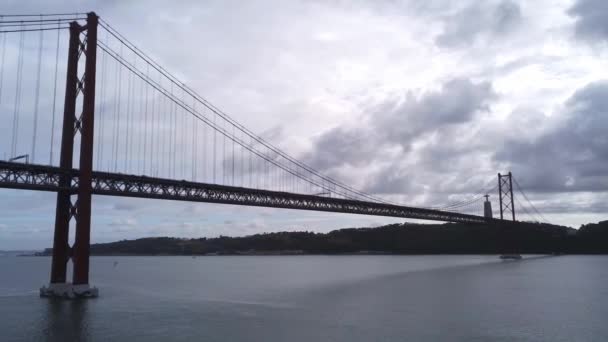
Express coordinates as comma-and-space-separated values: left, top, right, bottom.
0, 161, 492, 224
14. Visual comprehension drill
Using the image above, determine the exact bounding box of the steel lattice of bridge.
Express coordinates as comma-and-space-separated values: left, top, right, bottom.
0, 161, 491, 223
0, 13, 548, 297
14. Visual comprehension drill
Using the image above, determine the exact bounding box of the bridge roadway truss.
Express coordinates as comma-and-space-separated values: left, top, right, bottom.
1, 161, 490, 224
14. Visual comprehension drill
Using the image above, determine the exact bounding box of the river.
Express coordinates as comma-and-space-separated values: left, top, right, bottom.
1, 255, 607, 341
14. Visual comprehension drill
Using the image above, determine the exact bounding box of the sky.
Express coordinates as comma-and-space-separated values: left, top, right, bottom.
1, 0, 607, 249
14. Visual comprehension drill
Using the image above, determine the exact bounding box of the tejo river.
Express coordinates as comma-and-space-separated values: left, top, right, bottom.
1, 255, 607, 341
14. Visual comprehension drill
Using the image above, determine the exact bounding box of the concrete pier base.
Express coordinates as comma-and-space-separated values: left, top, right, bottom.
40, 283, 99, 299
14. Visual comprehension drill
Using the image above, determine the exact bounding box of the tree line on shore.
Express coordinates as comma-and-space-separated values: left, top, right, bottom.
38, 220, 608, 256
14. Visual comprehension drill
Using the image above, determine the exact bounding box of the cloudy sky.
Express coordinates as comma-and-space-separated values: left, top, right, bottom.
1, 0, 607, 250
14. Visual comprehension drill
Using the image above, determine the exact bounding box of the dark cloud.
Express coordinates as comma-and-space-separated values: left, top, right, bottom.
363, 135, 496, 199
306, 78, 495, 172
435, 0, 522, 48
308, 79, 608, 210
409, 129, 491, 179
375, 78, 495, 146
303, 78, 497, 201
495, 80, 608, 193
364, 165, 418, 195
568, 0, 608, 42
305, 127, 381, 170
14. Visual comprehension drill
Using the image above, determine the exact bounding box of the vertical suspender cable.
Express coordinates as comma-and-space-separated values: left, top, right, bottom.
213, 111, 216, 183
180, 89, 185, 178
99, 30, 109, 170
127, 56, 134, 172
49, 23, 60, 165
0, 17, 6, 132
152, 73, 158, 176
167, 82, 173, 178
124, 55, 132, 172
184, 91, 188, 179
221, 120, 225, 184
159, 73, 165, 177
178, 93, 182, 179
11, 29, 25, 158
136, 62, 143, 173
175, 90, 179, 178
237, 129, 240, 186
184, 92, 188, 179
249, 136, 253, 188
31, 18, 44, 163
163, 73, 168, 177
162, 82, 166, 177
111, 49, 119, 171
159, 75, 166, 175
143, 62, 149, 174
183, 91, 187, 179
116, 44, 125, 172
240, 131, 244, 187
150, 70, 157, 176
164, 84, 170, 177
96, 44, 105, 169
232, 124, 235, 186
265, 149, 269, 190
0, 19, 6, 109
172, 83, 177, 178
192, 98, 197, 181
160, 83, 167, 177
177, 89, 182, 178
202, 104, 206, 182
129, 55, 136, 173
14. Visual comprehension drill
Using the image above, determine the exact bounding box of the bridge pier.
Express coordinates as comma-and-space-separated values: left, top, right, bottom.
41, 13, 98, 299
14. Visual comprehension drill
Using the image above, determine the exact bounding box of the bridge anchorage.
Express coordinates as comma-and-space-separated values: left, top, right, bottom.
0, 12, 549, 299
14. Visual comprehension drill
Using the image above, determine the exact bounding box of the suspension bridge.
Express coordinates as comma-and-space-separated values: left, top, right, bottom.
0, 13, 549, 297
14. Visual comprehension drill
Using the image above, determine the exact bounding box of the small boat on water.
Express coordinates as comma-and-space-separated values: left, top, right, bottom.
500, 254, 522, 260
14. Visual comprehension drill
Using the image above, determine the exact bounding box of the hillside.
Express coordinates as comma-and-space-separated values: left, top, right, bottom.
36, 220, 608, 256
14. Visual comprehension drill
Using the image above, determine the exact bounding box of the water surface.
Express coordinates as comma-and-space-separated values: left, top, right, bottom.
1, 255, 607, 341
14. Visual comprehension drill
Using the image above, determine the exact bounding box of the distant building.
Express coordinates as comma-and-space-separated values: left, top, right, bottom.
484, 195, 493, 219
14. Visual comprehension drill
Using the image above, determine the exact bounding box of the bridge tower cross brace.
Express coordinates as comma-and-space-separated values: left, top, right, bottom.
44, 12, 98, 298
498, 172, 515, 222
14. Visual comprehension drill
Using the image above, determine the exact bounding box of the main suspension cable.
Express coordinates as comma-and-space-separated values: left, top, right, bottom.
98, 19, 392, 204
